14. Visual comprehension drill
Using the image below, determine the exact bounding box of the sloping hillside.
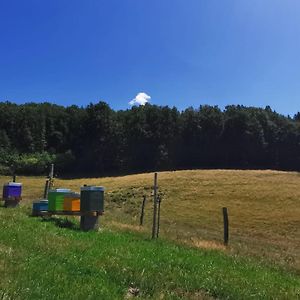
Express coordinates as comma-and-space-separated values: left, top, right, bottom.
1, 169, 299, 271
0, 207, 299, 299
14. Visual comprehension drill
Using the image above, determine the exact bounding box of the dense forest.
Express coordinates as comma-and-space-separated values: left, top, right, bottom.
1, 101, 300, 176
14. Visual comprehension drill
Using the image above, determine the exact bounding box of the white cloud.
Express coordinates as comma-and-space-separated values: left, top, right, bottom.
129, 92, 151, 106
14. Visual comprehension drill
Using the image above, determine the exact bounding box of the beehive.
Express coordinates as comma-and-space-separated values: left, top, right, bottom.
32, 199, 48, 212
2, 182, 22, 199
63, 193, 80, 212
48, 189, 70, 211
80, 186, 104, 212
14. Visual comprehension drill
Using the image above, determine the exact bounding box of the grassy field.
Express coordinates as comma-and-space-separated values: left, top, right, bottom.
1, 169, 299, 271
0, 169, 300, 298
0, 207, 299, 299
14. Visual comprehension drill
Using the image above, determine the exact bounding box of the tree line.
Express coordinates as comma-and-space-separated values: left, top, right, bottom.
1, 101, 300, 175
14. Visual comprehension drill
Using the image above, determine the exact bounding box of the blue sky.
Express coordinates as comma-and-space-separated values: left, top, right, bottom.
0, 0, 300, 115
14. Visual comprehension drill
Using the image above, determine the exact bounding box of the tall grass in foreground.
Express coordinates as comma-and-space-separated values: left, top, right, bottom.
0, 207, 299, 299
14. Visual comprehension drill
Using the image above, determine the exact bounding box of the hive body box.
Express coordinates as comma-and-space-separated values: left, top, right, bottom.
3, 182, 22, 207
63, 193, 80, 212
80, 186, 104, 212
32, 199, 48, 212
48, 189, 70, 211
2, 182, 22, 198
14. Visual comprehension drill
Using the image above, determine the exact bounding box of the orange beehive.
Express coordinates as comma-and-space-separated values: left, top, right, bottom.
63, 193, 80, 211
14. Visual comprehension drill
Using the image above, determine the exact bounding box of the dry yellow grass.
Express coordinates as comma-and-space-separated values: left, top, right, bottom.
1, 169, 300, 271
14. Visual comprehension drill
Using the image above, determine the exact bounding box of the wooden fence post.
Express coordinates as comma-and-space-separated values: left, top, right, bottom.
156, 195, 161, 238
49, 163, 54, 189
152, 173, 158, 239
43, 180, 49, 199
140, 195, 147, 226
222, 207, 229, 245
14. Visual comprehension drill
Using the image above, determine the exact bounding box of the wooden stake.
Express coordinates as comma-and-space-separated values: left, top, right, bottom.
152, 172, 158, 239
140, 195, 147, 226
50, 163, 54, 179
222, 207, 229, 245
43, 180, 49, 199
49, 164, 54, 189
156, 195, 161, 238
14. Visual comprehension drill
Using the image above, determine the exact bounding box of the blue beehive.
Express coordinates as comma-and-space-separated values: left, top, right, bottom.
32, 199, 48, 212
3, 182, 22, 198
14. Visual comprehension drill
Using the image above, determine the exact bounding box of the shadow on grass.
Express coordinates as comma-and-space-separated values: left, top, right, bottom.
41, 216, 81, 231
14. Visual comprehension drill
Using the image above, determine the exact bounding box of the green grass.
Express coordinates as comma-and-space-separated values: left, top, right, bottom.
1, 170, 300, 298
0, 206, 299, 299
2, 169, 299, 271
